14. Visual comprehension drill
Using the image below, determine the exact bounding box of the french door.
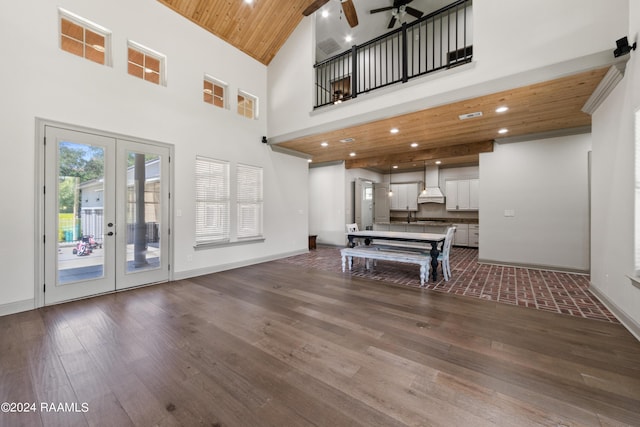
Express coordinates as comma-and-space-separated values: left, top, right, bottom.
43, 125, 170, 305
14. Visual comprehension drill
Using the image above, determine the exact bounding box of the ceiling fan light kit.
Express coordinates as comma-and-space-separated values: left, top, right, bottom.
370, 0, 424, 29
304, 0, 358, 28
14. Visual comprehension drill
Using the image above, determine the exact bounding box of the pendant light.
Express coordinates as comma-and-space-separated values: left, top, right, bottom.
388, 165, 393, 197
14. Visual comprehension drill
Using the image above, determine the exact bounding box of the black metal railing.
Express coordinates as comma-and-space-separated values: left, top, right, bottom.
313, 0, 473, 108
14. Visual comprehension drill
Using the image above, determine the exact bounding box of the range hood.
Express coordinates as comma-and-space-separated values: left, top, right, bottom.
417, 165, 445, 204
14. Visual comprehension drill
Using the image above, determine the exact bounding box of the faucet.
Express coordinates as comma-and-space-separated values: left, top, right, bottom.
407, 210, 412, 223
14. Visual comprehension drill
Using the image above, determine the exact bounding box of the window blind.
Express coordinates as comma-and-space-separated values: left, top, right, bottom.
195, 156, 230, 244
237, 164, 263, 239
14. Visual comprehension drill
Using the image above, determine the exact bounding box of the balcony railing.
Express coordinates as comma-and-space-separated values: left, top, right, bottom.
313, 0, 473, 109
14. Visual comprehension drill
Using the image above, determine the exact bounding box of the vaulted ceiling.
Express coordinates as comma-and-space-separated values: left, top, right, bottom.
157, 0, 610, 172
156, 0, 311, 65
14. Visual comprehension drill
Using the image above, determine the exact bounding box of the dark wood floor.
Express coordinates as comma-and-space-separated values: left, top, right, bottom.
1, 261, 640, 426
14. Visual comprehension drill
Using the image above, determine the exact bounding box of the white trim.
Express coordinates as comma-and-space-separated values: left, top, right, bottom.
34, 118, 175, 308
589, 284, 640, 342
127, 40, 167, 86
58, 7, 113, 67
0, 299, 35, 317
203, 74, 229, 109
173, 249, 308, 281
237, 89, 259, 119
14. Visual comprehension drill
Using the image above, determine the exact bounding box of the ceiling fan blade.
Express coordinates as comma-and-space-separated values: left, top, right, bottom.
405, 6, 423, 19
341, 0, 359, 27
387, 16, 397, 29
370, 6, 394, 14
302, 0, 330, 17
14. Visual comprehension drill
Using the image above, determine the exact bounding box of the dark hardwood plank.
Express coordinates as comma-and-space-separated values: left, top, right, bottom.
1, 260, 639, 426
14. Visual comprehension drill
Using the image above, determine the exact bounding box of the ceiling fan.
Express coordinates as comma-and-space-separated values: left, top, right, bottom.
303, 0, 359, 28
370, 0, 424, 29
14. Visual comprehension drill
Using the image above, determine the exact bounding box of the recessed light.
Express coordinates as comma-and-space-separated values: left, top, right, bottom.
410, 142, 418, 148
349, 152, 356, 157
390, 128, 399, 134
244, 0, 253, 4
496, 106, 509, 113
307, 159, 312, 163
320, 142, 328, 147
435, 160, 442, 165
498, 128, 509, 134
345, 35, 353, 43
321, 10, 329, 18
392, 165, 398, 169
340, 137, 355, 143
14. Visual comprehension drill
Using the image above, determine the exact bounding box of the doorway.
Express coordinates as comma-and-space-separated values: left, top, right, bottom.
38, 122, 172, 305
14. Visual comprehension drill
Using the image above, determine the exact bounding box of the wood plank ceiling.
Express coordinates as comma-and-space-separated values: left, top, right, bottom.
156, 1, 608, 173
156, 0, 309, 65
276, 67, 608, 172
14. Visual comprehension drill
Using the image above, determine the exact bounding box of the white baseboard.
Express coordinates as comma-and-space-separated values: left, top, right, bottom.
589, 284, 640, 342
0, 298, 35, 317
173, 249, 309, 281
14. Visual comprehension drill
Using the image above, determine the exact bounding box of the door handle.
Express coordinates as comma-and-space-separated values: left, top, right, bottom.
107, 231, 114, 236
107, 223, 114, 227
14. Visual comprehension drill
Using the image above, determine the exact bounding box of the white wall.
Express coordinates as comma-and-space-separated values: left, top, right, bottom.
589, 0, 640, 337
479, 134, 591, 271
0, 0, 308, 312
309, 163, 346, 245
268, 0, 625, 142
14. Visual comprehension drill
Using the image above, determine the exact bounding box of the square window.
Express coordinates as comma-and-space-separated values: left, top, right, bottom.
237, 91, 258, 119
204, 76, 227, 109
127, 41, 166, 86
59, 9, 111, 66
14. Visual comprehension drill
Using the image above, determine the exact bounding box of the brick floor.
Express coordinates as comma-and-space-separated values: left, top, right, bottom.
277, 245, 618, 323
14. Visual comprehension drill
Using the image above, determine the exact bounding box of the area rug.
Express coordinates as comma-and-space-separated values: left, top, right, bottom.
277, 245, 618, 323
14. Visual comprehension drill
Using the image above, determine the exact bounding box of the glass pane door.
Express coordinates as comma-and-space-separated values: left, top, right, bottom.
44, 127, 116, 304
116, 140, 170, 289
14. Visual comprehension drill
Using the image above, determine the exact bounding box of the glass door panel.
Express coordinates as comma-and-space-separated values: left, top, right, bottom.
116, 140, 170, 289
44, 126, 116, 304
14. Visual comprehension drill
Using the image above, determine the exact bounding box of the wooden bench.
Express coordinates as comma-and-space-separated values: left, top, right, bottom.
340, 246, 431, 287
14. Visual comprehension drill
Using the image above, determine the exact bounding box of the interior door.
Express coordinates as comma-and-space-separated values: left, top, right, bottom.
43, 126, 170, 305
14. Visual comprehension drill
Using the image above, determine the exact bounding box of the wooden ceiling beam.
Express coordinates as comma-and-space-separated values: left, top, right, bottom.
345, 140, 494, 169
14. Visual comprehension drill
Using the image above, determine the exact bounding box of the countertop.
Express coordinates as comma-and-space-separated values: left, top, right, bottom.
385, 217, 479, 225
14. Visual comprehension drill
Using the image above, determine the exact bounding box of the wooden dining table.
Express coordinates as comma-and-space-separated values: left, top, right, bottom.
346, 230, 446, 281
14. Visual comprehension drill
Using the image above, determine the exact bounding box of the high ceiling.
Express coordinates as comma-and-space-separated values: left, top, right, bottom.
156, 0, 310, 65
157, 0, 609, 173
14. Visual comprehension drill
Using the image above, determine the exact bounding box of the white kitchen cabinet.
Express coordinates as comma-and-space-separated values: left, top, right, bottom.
446, 179, 479, 211
390, 183, 419, 211
469, 224, 479, 247
451, 223, 469, 246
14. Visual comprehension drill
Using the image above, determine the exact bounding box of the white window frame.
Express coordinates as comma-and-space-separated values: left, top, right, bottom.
195, 156, 230, 245
236, 163, 263, 240
635, 108, 640, 279
127, 40, 167, 86
58, 8, 112, 66
237, 90, 258, 120
204, 75, 228, 109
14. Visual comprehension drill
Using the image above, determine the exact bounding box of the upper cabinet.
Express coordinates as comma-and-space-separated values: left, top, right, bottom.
446, 179, 479, 211
389, 183, 419, 211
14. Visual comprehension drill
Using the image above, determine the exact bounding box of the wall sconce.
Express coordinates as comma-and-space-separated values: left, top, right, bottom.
614, 36, 636, 57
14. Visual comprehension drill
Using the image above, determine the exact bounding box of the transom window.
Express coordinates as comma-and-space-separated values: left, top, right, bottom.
59, 9, 111, 66
204, 76, 227, 109
237, 90, 258, 119
127, 41, 166, 86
